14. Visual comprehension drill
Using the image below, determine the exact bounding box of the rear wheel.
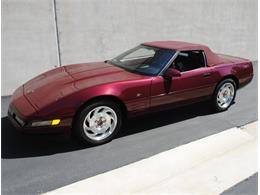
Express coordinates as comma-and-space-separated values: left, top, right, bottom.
73, 100, 122, 145
213, 79, 237, 111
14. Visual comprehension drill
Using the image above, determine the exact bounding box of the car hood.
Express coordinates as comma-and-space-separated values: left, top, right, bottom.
24, 62, 146, 110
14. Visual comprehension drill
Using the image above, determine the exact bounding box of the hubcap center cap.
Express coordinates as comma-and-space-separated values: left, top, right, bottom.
223, 90, 229, 98
96, 117, 106, 126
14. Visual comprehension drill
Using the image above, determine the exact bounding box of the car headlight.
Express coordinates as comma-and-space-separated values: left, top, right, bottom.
31, 119, 61, 127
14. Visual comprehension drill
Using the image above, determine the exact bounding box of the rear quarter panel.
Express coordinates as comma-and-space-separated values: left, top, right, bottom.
213, 60, 253, 88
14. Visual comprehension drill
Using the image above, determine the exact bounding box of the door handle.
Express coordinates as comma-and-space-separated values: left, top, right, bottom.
203, 73, 211, 78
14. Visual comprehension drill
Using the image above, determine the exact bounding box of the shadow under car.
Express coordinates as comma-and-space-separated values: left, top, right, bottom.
2, 100, 217, 159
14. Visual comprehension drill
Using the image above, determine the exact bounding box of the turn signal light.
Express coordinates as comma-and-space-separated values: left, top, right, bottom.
51, 119, 61, 126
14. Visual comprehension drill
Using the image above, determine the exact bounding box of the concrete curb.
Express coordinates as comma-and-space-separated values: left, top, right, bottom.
43, 121, 258, 195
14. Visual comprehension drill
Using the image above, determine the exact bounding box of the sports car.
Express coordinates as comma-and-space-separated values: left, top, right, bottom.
8, 41, 253, 145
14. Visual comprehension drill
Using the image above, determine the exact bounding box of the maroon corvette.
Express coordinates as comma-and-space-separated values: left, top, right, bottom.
8, 41, 253, 145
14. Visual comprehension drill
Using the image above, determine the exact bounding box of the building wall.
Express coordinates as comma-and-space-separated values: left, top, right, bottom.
2, 0, 258, 95
2, 0, 59, 95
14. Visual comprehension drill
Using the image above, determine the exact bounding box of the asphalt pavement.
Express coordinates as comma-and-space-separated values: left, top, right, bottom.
222, 173, 258, 195
1, 62, 258, 195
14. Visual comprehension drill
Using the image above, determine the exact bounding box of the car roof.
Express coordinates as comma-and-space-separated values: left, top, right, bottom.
143, 41, 206, 50
143, 41, 224, 66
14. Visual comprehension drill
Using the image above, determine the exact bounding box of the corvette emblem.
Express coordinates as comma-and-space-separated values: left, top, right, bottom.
27, 90, 34, 94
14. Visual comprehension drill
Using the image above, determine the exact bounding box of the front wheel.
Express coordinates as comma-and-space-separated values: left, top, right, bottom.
73, 100, 122, 145
213, 79, 237, 112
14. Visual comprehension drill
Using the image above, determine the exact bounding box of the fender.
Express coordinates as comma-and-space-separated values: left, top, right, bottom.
38, 78, 152, 119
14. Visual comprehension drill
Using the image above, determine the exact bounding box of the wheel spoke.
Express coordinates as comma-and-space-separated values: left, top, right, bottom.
86, 110, 94, 123
83, 121, 88, 130
94, 107, 101, 116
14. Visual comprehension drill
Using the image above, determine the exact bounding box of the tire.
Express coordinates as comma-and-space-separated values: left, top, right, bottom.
73, 100, 123, 145
212, 78, 237, 112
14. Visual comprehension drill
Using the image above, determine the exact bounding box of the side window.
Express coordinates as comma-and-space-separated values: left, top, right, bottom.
171, 50, 206, 72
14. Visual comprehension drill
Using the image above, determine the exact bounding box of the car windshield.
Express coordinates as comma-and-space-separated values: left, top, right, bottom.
108, 45, 176, 76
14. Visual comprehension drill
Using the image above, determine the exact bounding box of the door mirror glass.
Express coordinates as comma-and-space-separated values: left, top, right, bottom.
164, 68, 181, 77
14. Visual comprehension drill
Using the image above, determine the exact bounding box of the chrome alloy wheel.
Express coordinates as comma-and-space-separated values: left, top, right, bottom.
217, 82, 235, 109
83, 106, 118, 141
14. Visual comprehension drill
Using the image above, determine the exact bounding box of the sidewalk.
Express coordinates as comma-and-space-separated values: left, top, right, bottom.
44, 121, 258, 195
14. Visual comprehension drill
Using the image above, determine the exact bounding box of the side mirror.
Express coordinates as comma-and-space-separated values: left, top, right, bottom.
164, 68, 181, 77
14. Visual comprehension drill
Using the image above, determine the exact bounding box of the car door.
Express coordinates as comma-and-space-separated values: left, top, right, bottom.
150, 50, 218, 110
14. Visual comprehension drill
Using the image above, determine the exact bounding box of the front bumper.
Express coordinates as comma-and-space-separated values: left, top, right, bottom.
8, 106, 72, 133
8, 102, 72, 134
